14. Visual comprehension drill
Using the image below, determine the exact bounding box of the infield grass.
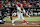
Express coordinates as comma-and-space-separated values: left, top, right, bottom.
3, 17, 40, 21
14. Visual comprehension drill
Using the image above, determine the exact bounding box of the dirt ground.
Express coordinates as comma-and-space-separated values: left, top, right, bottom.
0, 21, 40, 27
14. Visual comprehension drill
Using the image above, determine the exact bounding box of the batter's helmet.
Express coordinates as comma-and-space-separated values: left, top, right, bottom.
18, 3, 21, 6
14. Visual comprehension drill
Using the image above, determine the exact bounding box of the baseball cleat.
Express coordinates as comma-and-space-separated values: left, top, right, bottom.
22, 22, 29, 24
25, 22, 29, 24
12, 20, 14, 24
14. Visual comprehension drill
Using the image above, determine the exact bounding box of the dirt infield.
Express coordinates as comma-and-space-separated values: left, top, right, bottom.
0, 21, 40, 27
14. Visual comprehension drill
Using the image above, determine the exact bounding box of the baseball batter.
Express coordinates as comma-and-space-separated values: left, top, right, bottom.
12, 3, 29, 24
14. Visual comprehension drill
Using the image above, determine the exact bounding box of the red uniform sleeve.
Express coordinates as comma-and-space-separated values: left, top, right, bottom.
0, 5, 2, 7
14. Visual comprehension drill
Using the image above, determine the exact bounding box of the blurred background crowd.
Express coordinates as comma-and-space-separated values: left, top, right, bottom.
0, 0, 40, 8
0, 0, 40, 16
